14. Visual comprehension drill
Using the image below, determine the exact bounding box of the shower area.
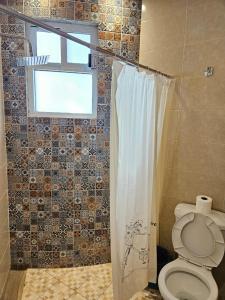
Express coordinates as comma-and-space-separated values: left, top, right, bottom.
1, 1, 121, 270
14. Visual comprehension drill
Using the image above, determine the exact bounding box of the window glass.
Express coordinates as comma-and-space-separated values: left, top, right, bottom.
34, 70, 93, 114
67, 33, 90, 64
37, 32, 61, 63
27, 22, 97, 118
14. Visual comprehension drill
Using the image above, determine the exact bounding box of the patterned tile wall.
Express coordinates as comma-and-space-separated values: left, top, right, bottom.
0, 0, 141, 269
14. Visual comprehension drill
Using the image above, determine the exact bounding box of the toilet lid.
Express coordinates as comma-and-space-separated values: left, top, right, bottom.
172, 212, 225, 268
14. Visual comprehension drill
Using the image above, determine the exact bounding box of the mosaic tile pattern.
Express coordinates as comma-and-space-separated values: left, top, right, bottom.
21, 263, 162, 300
0, 0, 141, 269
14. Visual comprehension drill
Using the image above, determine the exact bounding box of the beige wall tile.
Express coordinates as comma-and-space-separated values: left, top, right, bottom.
186, 3, 207, 44
204, 1, 225, 41
142, 0, 187, 20
159, 195, 177, 249
0, 165, 8, 195
0, 245, 10, 296
182, 42, 208, 78
201, 108, 225, 145
205, 74, 225, 110
180, 77, 207, 110
0, 200, 10, 260
140, 0, 225, 258
141, 1, 152, 22
206, 38, 225, 75
140, 46, 184, 76
186, 1, 225, 44
187, 0, 211, 6
140, 14, 186, 52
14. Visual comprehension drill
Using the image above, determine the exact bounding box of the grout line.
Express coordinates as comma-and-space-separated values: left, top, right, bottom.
181, 0, 188, 76
76, 292, 87, 300
21, 264, 113, 300
97, 282, 112, 299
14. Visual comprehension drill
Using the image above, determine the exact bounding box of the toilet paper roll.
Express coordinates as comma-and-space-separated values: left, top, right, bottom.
196, 195, 212, 215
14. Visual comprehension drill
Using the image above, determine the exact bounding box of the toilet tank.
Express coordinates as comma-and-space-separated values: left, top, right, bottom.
174, 203, 225, 236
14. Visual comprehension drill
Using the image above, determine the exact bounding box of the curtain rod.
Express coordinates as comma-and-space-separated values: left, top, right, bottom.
0, 4, 173, 79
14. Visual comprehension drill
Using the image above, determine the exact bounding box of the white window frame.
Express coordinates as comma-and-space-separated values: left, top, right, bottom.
26, 20, 98, 119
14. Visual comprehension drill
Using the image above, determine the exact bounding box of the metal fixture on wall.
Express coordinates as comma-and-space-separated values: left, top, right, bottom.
204, 66, 214, 77
0, 32, 49, 66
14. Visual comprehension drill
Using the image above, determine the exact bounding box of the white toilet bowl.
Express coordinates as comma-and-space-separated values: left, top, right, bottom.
158, 203, 225, 300
158, 258, 218, 300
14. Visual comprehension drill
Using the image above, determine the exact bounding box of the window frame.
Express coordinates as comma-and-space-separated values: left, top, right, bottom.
26, 20, 98, 119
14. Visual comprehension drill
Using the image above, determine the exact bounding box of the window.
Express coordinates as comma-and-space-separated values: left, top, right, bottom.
26, 21, 97, 118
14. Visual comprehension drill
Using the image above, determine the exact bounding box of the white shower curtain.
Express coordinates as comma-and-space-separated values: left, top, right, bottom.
110, 61, 172, 300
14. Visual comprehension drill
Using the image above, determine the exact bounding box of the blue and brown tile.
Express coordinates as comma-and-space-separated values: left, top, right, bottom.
1, 0, 141, 269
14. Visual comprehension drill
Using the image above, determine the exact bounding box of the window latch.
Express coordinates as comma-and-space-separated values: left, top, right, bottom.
88, 53, 97, 69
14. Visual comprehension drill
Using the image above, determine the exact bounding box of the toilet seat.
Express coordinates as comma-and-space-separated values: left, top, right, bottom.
158, 258, 218, 300
172, 212, 225, 268
159, 212, 225, 300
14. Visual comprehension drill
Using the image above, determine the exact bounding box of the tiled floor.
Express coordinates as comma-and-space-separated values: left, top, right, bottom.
21, 263, 162, 300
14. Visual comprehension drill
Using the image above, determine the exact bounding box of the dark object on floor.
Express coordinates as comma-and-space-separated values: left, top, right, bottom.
148, 246, 175, 290
144, 288, 163, 300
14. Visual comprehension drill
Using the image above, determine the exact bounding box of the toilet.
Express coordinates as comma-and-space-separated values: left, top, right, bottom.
158, 203, 225, 300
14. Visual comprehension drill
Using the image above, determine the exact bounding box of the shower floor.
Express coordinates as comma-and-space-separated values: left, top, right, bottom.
20, 263, 162, 300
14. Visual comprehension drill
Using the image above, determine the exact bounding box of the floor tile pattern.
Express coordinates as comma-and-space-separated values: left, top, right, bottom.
0, 0, 141, 269
21, 263, 162, 300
